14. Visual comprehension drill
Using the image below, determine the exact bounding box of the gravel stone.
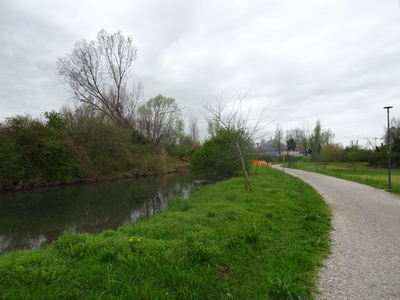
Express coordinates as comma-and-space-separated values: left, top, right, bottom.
278, 167, 400, 300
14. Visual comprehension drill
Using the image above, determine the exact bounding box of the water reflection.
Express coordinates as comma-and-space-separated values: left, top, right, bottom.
0, 173, 193, 255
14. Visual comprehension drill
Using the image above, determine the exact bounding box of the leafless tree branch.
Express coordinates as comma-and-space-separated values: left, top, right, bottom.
57, 29, 140, 129
202, 88, 273, 139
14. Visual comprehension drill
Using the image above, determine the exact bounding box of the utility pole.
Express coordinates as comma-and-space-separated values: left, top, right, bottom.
383, 106, 393, 190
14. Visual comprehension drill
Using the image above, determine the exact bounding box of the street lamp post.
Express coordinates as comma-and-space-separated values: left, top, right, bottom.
384, 106, 393, 190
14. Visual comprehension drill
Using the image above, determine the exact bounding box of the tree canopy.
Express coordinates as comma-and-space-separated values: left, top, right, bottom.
57, 29, 142, 129
137, 94, 183, 148
287, 138, 296, 151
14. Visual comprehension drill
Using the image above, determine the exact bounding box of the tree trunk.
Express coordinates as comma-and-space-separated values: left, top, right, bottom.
236, 141, 252, 192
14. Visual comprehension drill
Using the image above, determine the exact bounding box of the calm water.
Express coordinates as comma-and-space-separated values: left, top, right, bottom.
0, 173, 193, 255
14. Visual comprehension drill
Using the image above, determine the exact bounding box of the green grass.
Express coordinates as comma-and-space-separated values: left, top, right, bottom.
291, 161, 400, 195
0, 168, 331, 299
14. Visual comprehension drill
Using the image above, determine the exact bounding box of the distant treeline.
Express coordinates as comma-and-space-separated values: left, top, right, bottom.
0, 105, 199, 191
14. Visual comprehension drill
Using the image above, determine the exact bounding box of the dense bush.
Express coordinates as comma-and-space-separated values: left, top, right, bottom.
369, 148, 400, 169
0, 108, 184, 190
190, 129, 254, 181
0, 115, 82, 189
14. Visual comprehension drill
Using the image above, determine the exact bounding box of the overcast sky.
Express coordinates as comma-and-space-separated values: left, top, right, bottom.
1, 0, 399, 147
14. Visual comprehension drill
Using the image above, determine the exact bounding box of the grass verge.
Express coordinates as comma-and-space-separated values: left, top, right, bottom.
291, 161, 400, 195
0, 168, 331, 299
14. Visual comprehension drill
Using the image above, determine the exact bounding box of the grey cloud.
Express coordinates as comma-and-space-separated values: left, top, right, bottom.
1, 0, 399, 145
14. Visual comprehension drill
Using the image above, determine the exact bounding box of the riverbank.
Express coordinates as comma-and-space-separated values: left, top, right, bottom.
0, 112, 198, 193
0, 173, 194, 255
0, 163, 188, 192
0, 168, 331, 299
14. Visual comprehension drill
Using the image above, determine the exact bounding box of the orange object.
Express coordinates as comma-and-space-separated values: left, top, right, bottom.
251, 160, 267, 166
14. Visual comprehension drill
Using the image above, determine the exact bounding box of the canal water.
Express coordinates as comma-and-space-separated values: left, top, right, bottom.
0, 173, 194, 255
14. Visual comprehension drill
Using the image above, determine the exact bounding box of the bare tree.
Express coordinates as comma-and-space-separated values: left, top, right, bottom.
321, 128, 335, 147
57, 29, 142, 129
287, 127, 303, 152
202, 91, 272, 191
188, 116, 200, 144
384, 116, 400, 146
207, 117, 221, 137
203, 91, 271, 139
301, 121, 311, 155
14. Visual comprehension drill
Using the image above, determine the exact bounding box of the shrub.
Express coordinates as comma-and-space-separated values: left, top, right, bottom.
190, 129, 253, 181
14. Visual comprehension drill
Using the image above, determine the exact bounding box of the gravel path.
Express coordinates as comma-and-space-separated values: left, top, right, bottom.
277, 167, 400, 300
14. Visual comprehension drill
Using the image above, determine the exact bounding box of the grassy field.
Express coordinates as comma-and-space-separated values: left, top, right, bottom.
0, 168, 331, 299
289, 161, 400, 195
